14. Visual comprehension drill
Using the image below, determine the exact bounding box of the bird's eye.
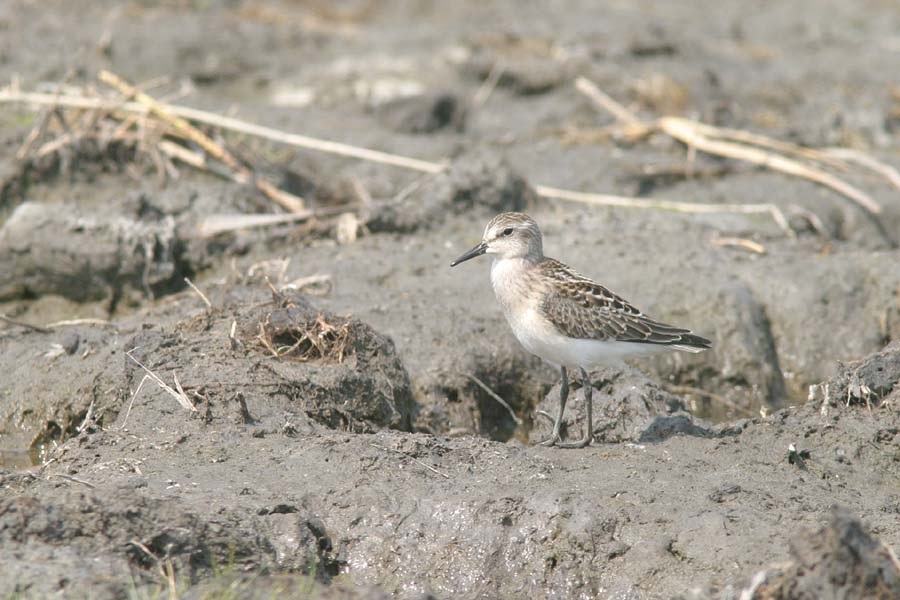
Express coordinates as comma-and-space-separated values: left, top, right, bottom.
502, 227, 514, 236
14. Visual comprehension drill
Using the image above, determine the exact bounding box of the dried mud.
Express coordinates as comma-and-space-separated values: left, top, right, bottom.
2, 1, 900, 598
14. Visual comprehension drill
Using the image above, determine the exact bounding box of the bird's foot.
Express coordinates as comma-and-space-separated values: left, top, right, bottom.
538, 432, 560, 447
555, 432, 593, 449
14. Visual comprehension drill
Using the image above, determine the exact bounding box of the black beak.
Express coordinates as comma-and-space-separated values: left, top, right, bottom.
450, 241, 487, 267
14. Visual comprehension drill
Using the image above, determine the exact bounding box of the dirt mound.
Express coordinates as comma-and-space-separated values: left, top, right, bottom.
810, 340, 900, 410
528, 363, 691, 444
124, 286, 413, 435
366, 150, 535, 233
0, 487, 336, 599
0, 324, 122, 457
741, 507, 900, 599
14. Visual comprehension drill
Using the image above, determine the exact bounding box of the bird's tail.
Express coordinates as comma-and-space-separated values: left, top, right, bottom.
672, 332, 712, 353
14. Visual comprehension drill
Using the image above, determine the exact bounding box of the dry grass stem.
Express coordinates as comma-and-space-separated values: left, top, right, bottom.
534, 184, 792, 234
574, 76, 641, 125
281, 274, 333, 296
120, 374, 150, 430
45, 318, 115, 329
157, 138, 206, 169
788, 206, 831, 238
685, 120, 847, 169
53, 473, 96, 489
197, 206, 352, 238
255, 312, 351, 362
9, 78, 887, 235
228, 320, 242, 352
16, 105, 55, 160
98, 70, 306, 213
125, 348, 197, 413
184, 277, 213, 309
574, 77, 889, 217
659, 117, 882, 215
460, 372, 523, 426
0, 86, 446, 175
826, 147, 900, 190
711, 237, 767, 254
471, 59, 506, 109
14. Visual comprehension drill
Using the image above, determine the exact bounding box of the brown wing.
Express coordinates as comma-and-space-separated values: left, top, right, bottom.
537, 259, 711, 348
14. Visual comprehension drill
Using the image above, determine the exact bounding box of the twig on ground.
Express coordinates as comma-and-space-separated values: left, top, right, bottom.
120, 374, 150, 430
45, 318, 116, 329
369, 442, 450, 479
710, 236, 767, 255
8, 79, 888, 235
280, 274, 333, 296
534, 184, 793, 234
15, 105, 55, 160
125, 347, 197, 413
197, 206, 351, 238
471, 59, 506, 109
882, 541, 900, 574
228, 320, 242, 352
53, 473, 96, 489
658, 117, 881, 215
826, 147, 900, 190
0, 87, 445, 173
0, 314, 51, 333
127, 540, 161, 566
574, 76, 642, 126
184, 277, 212, 309
622, 163, 735, 182
683, 120, 848, 169
255, 322, 280, 358
459, 372, 523, 426
77, 399, 96, 433
574, 76, 887, 217
98, 70, 306, 213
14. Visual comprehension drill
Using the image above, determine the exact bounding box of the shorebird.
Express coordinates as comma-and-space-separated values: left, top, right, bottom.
450, 212, 711, 448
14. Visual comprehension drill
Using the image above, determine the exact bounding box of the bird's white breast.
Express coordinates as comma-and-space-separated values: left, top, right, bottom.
491, 257, 570, 365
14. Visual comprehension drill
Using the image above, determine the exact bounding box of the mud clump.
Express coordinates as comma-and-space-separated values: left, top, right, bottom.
743, 507, 900, 599
0, 489, 336, 599
0, 325, 122, 456
528, 363, 690, 444
461, 34, 572, 95
656, 282, 787, 415
0, 198, 186, 304
376, 91, 467, 134
126, 287, 414, 435
366, 150, 535, 233
810, 340, 900, 409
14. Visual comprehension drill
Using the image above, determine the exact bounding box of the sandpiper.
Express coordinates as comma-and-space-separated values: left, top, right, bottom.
450, 212, 711, 448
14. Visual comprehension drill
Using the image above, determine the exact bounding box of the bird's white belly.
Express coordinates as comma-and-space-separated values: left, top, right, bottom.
508, 308, 670, 368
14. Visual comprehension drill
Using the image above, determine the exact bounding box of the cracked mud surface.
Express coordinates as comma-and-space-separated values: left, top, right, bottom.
1, 1, 900, 598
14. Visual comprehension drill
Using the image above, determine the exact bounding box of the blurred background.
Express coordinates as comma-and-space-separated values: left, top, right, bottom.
1, 1, 899, 599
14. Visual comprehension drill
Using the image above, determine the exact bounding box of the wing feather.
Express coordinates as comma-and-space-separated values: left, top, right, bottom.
537, 259, 711, 349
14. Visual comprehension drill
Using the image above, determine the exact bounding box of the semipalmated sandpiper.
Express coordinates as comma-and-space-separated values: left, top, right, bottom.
451, 212, 711, 448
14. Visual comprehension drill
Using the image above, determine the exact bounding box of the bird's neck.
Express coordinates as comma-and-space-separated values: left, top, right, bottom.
490, 256, 541, 315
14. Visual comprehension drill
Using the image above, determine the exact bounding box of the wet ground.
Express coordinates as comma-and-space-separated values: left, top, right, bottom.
1, 1, 899, 598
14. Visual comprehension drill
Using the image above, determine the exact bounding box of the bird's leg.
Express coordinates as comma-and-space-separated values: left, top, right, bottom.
539, 366, 568, 447
557, 368, 593, 449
